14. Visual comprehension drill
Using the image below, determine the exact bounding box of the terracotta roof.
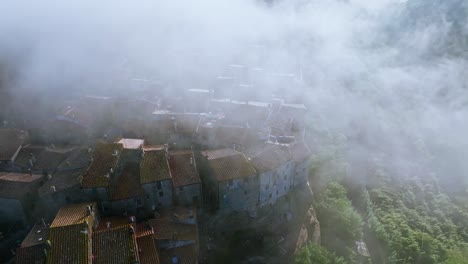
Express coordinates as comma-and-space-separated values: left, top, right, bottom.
137, 235, 160, 264
57, 147, 92, 170
14, 145, 71, 171
16, 244, 46, 264
0, 129, 26, 161
202, 150, 256, 181
148, 219, 198, 241
46, 223, 90, 264
92, 225, 139, 264
168, 150, 200, 188
96, 217, 133, 232
81, 142, 123, 188
20, 223, 49, 247
245, 145, 290, 174
117, 138, 145, 149
200, 148, 238, 160
110, 163, 143, 201
159, 244, 197, 264
38, 168, 85, 197
284, 142, 312, 162
0, 172, 43, 199
50, 202, 97, 228
159, 207, 197, 221
140, 147, 171, 184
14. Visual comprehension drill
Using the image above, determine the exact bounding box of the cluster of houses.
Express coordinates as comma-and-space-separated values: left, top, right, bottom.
0, 92, 311, 263
16, 203, 199, 264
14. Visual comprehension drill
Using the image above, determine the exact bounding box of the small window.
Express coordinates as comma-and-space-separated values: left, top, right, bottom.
156, 181, 162, 190
265, 184, 269, 190
244, 190, 248, 195
159, 191, 164, 197
179, 187, 184, 192
276, 190, 279, 195
268, 193, 272, 199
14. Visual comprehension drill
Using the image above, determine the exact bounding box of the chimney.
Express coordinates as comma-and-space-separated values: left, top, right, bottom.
28, 169, 32, 176
190, 157, 193, 166
106, 222, 111, 229
129, 216, 136, 223
51, 186, 56, 192
30, 152, 36, 163
171, 117, 177, 132
109, 167, 114, 174
86, 205, 92, 215
47, 174, 52, 180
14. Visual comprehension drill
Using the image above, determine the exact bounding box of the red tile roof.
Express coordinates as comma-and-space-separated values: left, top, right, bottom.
16, 244, 46, 264
245, 145, 290, 174
0, 172, 43, 199
20, 223, 49, 248
0, 129, 26, 161
201, 150, 256, 182
148, 219, 198, 241
81, 142, 123, 188
140, 147, 171, 184
200, 148, 238, 160
46, 223, 90, 264
50, 202, 97, 228
110, 163, 143, 201
14, 145, 71, 171
137, 235, 160, 264
284, 142, 312, 162
168, 150, 200, 188
92, 224, 139, 264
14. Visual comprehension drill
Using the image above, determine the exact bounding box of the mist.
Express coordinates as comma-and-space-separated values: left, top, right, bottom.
1, 0, 467, 191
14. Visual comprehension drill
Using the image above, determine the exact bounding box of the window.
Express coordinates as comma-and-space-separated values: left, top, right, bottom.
268, 193, 272, 199
156, 181, 162, 190
244, 190, 248, 195
159, 191, 164, 197
265, 184, 269, 190
284, 174, 287, 180
276, 190, 279, 195
243, 177, 248, 183
179, 187, 184, 192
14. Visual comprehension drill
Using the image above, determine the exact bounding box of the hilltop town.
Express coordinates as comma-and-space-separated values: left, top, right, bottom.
0, 88, 314, 264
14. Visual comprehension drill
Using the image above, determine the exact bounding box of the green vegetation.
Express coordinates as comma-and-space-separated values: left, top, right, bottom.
296, 131, 468, 264
365, 181, 468, 264
294, 243, 347, 264
316, 182, 363, 262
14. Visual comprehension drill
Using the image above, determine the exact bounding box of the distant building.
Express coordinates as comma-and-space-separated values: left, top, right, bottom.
17, 203, 162, 264
0, 172, 44, 224
108, 162, 144, 216
12, 145, 75, 175
45, 202, 99, 264
15, 222, 49, 264
200, 149, 258, 214
281, 142, 312, 186
0, 129, 28, 169
168, 150, 202, 207
245, 145, 294, 207
140, 146, 173, 209
80, 142, 124, 203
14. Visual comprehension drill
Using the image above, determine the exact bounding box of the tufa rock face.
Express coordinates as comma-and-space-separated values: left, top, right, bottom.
294, 205, 321, 254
